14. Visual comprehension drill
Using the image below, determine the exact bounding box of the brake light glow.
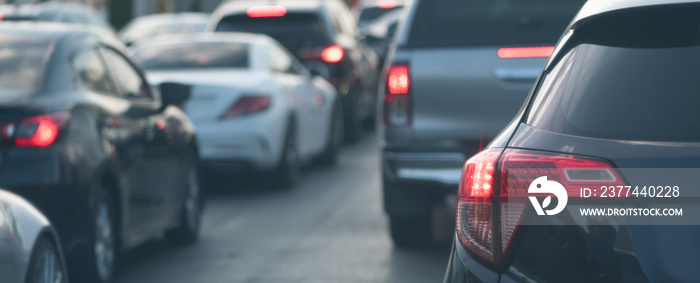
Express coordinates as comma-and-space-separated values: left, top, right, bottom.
377, 0, 398, 9
497, 46, 555, 59
457, 149, 625, 265
383, 64, 411, 126
387, 65, 409, 95
247, 5, 287, 18
321, 45, 344, 63
13, 113, 70, 147
222, 96, 271, 119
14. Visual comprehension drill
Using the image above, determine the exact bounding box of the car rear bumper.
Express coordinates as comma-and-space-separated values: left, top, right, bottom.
195, 112, 286, 172
382, 151, 465, 186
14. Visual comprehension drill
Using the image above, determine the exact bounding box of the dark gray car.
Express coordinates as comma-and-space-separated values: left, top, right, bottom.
380, 0, 585, 246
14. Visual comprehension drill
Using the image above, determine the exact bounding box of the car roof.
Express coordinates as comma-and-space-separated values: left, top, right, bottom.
215, 0, 334, 15
131, 32, 269, 49
127, 13, 210, 25
572, 0, 699, 25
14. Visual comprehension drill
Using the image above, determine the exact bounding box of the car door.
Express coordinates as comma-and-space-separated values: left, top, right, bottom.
98, 46, 178, 233
71, 44, 152, 232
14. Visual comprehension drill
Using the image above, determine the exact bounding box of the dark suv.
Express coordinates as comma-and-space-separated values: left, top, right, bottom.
208, 0, 379, 141
446, 0, 700, 282
380, 0, 584, 246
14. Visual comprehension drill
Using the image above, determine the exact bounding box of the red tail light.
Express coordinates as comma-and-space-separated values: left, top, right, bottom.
383, 64, 410, 126
221, 96, 271, 119
321, 45, 344, 63
377, 0, 398, 9
457, 149, 624, 265
497, 46, 555, 59
5, 113, 70, 147
247, 6, 287, 17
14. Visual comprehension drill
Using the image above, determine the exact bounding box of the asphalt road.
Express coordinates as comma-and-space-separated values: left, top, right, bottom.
113, 133, 452, 283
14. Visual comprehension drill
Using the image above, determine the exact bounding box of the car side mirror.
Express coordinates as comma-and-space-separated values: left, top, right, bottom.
159, 82, 191, 106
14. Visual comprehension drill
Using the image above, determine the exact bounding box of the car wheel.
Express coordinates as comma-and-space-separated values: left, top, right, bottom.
316, 99, 344, 166
389, 215, 433, 248
166, 164, 203, 245
75, 185, 116, 283
26, 237, 67, 283
273, 122, 300, 187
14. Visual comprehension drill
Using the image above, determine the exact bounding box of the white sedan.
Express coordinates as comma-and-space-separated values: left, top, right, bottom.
132, 33, 344, 187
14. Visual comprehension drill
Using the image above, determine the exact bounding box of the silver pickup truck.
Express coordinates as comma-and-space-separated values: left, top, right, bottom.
380, 0, 585, 246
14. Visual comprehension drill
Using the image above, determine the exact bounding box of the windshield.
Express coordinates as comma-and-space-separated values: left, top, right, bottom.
133, 42, 249, 70
527, 6, 700, 142
407, 0, 584, 47
0, 43, 48, 95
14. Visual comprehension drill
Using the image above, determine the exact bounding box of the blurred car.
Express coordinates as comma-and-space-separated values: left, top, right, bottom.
133, 33, 343, 187
0, 2, 112, 31
0, 23, 202, 283
0, 190, 68, 283
359, 7, 402, 69
354, 0, 406, 28
208, 0, 379, 142
380, 0, 584, 246
445, 0, 700, 282
119, 13, 209, 46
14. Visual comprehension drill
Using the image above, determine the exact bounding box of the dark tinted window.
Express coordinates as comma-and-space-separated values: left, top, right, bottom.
215, 13, 328, 52
73, 48, 116, 94
100, 48, 152, 100
0, 44, 48, 94
407, 0, 583, 47
527, 4, 700, 142
134, 42, 249, 70
359, 6, 401, 22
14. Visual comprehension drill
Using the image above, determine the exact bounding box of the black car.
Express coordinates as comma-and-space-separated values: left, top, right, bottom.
208, 0, 379, 141
446, 0, 700, 282
0, 23, 202, 283
0, 2, 113, 31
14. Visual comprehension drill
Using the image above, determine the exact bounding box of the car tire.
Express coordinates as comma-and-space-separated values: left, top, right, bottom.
75, 185, 117, 283
316, 99, 344, 166
26, 237, 68, 283
363, 112, 377, 132
389, 215, 433, 248
166, 163, 203, 245
273, 121, 300, 188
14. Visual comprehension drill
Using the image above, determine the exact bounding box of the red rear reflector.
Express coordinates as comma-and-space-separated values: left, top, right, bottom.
457, 149, 625, 265
0, 13, 4, 22
321, 45, 344, 63
387, 65, 409, 95
14, 113, 70, 147
497, 46, 555, 59
247, 6, 287, 17
222, 96, 271, 119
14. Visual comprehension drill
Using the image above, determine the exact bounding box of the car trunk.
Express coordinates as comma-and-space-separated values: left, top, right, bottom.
409, 48, 546, 143
146, 70, 268, 124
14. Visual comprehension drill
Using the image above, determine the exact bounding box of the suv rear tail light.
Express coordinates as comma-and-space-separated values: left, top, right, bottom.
247, 5, 287, 17
383, 64, 410, 126
321, 45, 344, 63
2, 113, 70, 147
457, 149, 624, 265
221, 96, 271, 119
497, 46, 555, 59
299, 45, 345, 64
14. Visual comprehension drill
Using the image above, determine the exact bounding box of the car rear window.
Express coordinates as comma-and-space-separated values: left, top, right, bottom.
407, 0, 584, 48
526, 4, 700, 142
214, 13, 329, 52
0, 43, 48, 94
133, 42, 249, 70
359, 6, 402, 22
